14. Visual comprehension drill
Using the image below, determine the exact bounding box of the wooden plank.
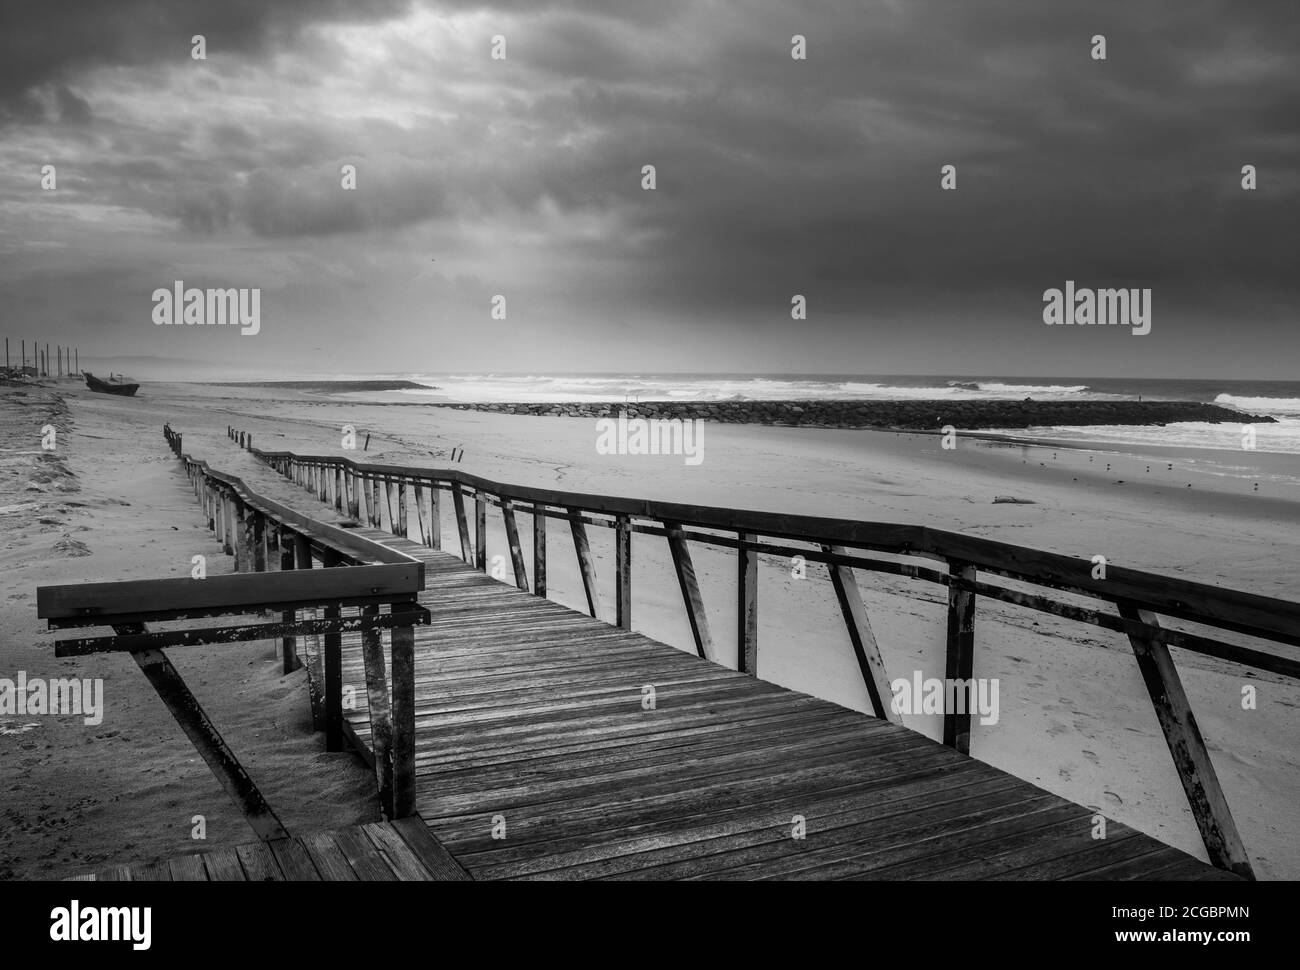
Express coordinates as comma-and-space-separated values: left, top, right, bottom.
737, 532, 757, 675
1118, 604, 1254, 879
943, 561, 977, 753
533, 504, 546, 597
333, 825, 398, 880
94, 863, 134, 881
200, 847, 247, 881
361, 821, 434, 880
268, 838, 323, 881
167, 853, 209, 881
38, 562, 420, 620
502, 499, 529, 590
398, 479, 408, 538
823, 544, 896, 723
615, 514, 632, 630
390, 817, 472, 881
569, 509, 602, 619
131, 860, 173, 881
235, 842, 284, 881
251, 512, 267, 572
665, 522, 713, 661
299, 831, 357, 881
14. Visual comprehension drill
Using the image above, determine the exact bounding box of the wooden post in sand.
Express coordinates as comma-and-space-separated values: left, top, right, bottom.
569, 509, 601, 619
944, 562, 977, 753
321, 549, 344, 752
737, 533, 758, 675
614, 514, 631, 629
824, 543, 896, 723
533, 504, 547, 597
666, 522, 711, 661
1119, 604, 1254, 879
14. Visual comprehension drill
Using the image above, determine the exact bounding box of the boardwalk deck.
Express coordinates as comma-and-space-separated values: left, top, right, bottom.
183, 447, 1242, 881
68, 819, 469, 882
330, 533, 1236, 881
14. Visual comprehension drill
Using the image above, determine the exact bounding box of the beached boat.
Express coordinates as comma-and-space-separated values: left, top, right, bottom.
82, 371, 139, 396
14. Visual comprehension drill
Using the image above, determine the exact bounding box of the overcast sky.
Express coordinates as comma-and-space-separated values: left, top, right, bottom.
1, 0, 1296, 379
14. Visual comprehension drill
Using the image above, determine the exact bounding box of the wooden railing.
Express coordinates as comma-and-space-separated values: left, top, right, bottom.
224, 427, 1299, 879
36, 427, 431, 831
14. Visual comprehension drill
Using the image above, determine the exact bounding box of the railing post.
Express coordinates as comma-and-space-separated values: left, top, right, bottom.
615, 514, 632, 629
429, 484, 442, 549
737, 532, 758, 675
451, 485, 472, 563
397, 478, 408, 537
823, 544, 898, 723
390, 618, 417, 818
665, 521, 713, 661
359, 604, 394, 818
251, 512, 266, 573
569, 509, 601, 618
1118, 604, 1255, 879
502, 498, 529, 590
322, 549, 343, 751
280, 529, 301, 674
533, 503, 547, 597
293, 535, 323, 730
475, 489, 487, 570
944, 561, 977, 753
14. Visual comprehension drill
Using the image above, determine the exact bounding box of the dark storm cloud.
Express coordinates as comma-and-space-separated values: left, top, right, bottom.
2, 0, 1298, 374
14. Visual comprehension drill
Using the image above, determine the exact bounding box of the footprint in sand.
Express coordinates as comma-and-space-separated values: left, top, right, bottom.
1058, 767, 1073, 782
1103, 790, 1124, 806
1046, 722, 1069, 737
1081, 750, 1100, 765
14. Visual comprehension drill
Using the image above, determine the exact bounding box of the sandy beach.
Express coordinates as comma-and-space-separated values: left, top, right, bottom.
2, 378, 1296, 879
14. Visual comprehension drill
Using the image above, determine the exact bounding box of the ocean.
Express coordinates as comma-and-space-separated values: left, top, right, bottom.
379, 374, 1300, 455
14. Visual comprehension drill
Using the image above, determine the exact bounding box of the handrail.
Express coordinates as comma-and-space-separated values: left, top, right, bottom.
225, 426, 1300, 880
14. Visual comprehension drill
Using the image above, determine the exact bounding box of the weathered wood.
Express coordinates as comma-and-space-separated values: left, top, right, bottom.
335, 466, 344, 512
943, 562, 977, 753
413, 483, 428, 545
475, 490, 487, 571
120, 625, 289, 843
348, 469, 361, 519
569, 510, 601, 619
452, 486, 473, 563
502, 499, 529, 591
38, 562, 421, 621
429, 486, 442, 549
251, 512, 267, 573
391, 622, 417, 818
665, 522, 713, 661
322, 549, 344, 752
359, 605, 395, 818
398, 480, 409, 538
1118, 604, 1254, 879
823, 544, 897, 723
737, 532, 758, 675
533, 504, 547, 597
279, 531, 301, 674
615, 514, 632, 630
293, 535, 323, 731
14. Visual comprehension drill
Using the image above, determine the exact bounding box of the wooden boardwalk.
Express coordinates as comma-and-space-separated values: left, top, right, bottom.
69, 818, 469, 882
307, 529, 1229, 881
156, 444, 1240, 882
